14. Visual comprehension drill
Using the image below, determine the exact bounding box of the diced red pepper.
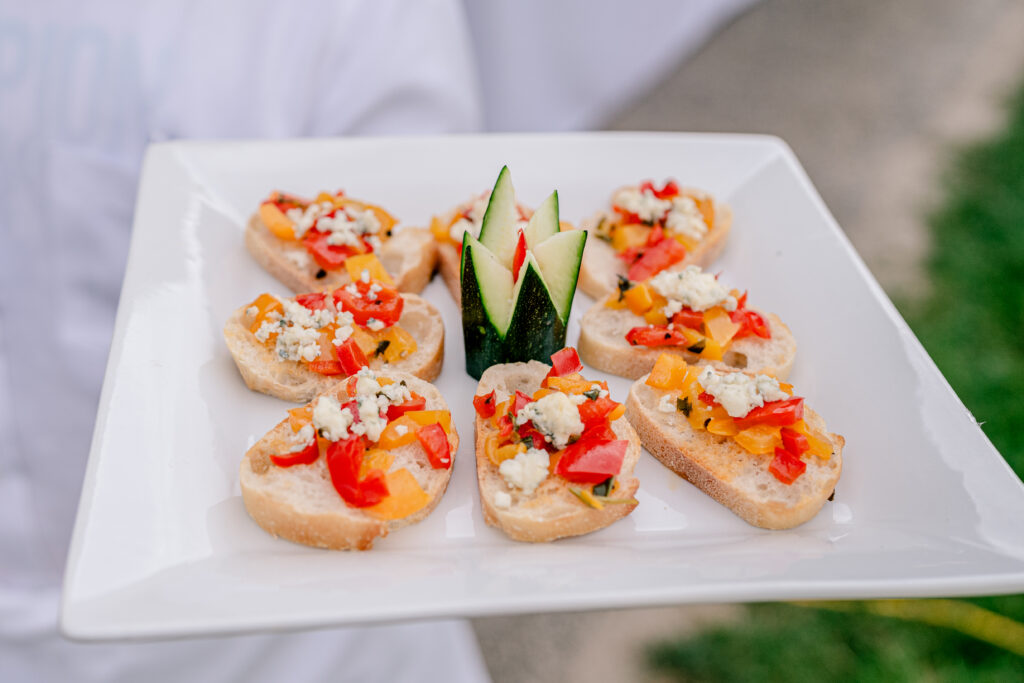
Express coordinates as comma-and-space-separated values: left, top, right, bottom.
640, 179, 680, 200
496, 413, 514, 438
554, 439, 628, 484
294, 292, 328, 310
269, 436, 319, 467
780, 427, 810, 456
543, 347, 584, 384
582, 420, 617, 442
416, 423, 451, 469
387, 394, 426, 421
671, 308, 705, 330
473, 390, 497, 418
577, 396, 618, 424
516, 423, 550, 451
334, 280, 404, 327
626, 237, 687, 282
625, 325, 688, 347
326, 436, 389, 507
769, 446, 806, 485
335, 337, 369, 375
731, 307, 771, 339
302, 228, 357, 270
512, 230, 528, 283
308, 360, 344, 376
511, 390, 533, 415
733, 397, 804, 430
698, 391, 718, 406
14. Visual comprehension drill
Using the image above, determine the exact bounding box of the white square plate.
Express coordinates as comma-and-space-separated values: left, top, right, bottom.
61, 133, 1024, 640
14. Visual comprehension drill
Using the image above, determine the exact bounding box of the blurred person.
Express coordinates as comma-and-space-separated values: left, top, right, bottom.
0, 0, 755, 680
0, 2, 488, 681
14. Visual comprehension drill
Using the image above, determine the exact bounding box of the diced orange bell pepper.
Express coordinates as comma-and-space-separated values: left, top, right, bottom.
699, 334, 724, 361
706, 418, 739, 436
489, 441, 525, 466
259, 202, 296, 240
378, 416, 419, 449
404, 410, 452, 434
351, 327, 378, 357
246, 293, 283, 334
646, 353, 689, 389
531, 387, 556, 401
364, 468, 430, 520
374, 325, 416, 363
692, 194, 715, 232
623, 283, 654, 315
288, 405, 313, 432
544, 376, 597, 395
792, 420, 833, 459
343, 253, 395, 286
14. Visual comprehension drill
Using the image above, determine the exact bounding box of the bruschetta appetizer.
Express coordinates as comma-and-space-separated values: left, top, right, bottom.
241, 368, 457, 550
473, 348, 641, 542
626, 354, 843, 529
224, 255, 443, 403
578, 180, 731, 300
578, 264, 795, 380
247, 188, 435, 294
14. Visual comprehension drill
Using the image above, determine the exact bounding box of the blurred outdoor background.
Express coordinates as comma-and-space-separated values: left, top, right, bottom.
473, 1, 1024, 680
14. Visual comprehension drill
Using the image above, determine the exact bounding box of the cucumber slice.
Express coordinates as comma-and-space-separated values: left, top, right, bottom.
504, 256, 567, 366
522, 190, 559, 249
531, 229, 587, 323
464, 235, 514, 334
478, 166, 518, 268
461, 234, 514, 379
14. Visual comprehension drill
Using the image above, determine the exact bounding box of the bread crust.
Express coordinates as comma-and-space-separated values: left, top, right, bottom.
578, 298, 796, 381
577, 191, 732, 300
240, 371, 458, 550
436, 241, 462, 306
474, 361, 641, 542
223, 293, 444, 403
245, 213, 437, 294
625, 374, 843, 529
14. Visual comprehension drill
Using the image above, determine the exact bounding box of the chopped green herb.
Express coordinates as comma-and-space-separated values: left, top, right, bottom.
583, 388, 601, 401
677, 396, 692, 416
373, 339, 391, 357
519, 435, 534, 449
593, 477, 613, 497
616, 275, 631, 301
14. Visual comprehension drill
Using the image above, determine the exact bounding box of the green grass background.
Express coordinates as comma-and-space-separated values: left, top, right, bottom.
646, 81, 1024, 681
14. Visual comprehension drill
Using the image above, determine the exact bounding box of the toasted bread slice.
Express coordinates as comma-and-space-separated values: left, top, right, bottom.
246, 212, 436, 294
475, 361, 642, 542
224, 293, 444, 403
240, 371, 457, 550
577, 191, 732, 300
578, 299, 796, 381
436, 241, 462, 304
625, 372, 843, 529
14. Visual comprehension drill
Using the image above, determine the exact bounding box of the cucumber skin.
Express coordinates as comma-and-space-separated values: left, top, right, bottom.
503, 263, 568, 366
462, 254, 568, 380
461, 239, 508, 380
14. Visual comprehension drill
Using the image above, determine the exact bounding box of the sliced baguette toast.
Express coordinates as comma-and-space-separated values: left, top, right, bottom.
578, 299, 796, 381
475, 360, 641, 542
246, 212, 436, 294
626, 370, 843, 529
577, 190, 732, 300
224, 292, 444, 403
240, 371, 457, 550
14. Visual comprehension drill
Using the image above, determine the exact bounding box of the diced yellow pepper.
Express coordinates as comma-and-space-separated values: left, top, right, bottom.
429, 215, 451, 243
608, 404, 626, 421
610, 222, 649, 253
364, 468, 430, 520
793, 420, 833, 459
646, 354, 689, 389
704, 307, 741, 347
706, 418, 739, 436
344, 254, 395, 286
532, 387, 556, 401
733, 424, 782, 454
404, 410, 452, 434
489, 442, 526, 466
258, 202, 296, 240
351, 327, 378, 356
378, 416, 419, 449
287, 405, 313, 433
378, 325, 417, 363
569, 487, 604, 510
545, 376, 598, 394
247, 293, 284, 335
623, 283, 654, 315
700, 335, 724, 361
644, 308, 668, 325
360, 448, 395, 478
315, 191, 336, 205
